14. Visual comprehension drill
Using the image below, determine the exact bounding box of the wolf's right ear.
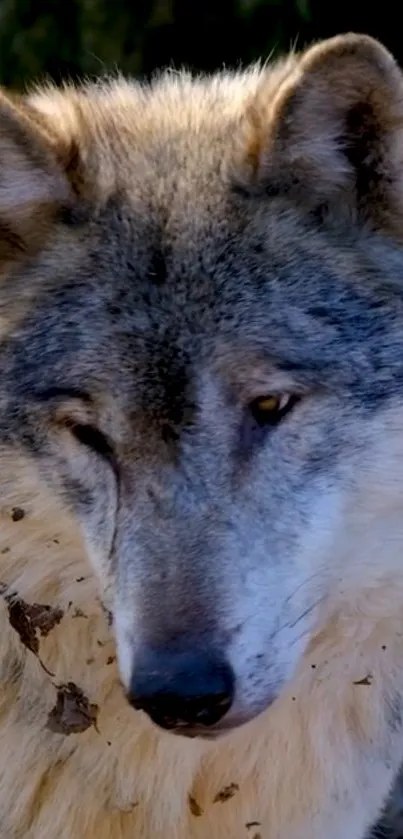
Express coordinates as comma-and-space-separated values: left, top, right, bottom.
242, 34, 403, 235
0, 91, 74, 254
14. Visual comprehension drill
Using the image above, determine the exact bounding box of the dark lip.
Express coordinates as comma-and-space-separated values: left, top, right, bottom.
127, 705, 239, 740
162, 704, 274, 739
169, 727, 229, 740
160, 717, 249, 740
125, 697, 234, 739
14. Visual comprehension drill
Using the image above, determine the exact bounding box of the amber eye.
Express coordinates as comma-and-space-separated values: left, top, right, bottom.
249, 394, 297, 427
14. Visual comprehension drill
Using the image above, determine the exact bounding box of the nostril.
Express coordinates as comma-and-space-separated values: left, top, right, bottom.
128, 648, 234, 731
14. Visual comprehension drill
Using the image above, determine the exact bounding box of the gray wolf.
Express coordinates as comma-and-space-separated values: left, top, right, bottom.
1, 31, 403, 839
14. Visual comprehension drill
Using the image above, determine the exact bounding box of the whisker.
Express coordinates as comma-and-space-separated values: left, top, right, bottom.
268, 594, 326, 645
286, 595, 326, 631
282, 569, 323, 608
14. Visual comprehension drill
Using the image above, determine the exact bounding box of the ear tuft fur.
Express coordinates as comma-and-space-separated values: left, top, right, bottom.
242, 34, 403, 234
0, 91, 74, 255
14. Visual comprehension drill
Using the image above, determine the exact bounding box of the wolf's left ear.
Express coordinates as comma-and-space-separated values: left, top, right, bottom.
0, 91, 73, 252
245, 34, 403, 233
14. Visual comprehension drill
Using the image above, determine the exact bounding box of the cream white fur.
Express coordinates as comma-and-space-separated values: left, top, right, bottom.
2, 431, 403, 839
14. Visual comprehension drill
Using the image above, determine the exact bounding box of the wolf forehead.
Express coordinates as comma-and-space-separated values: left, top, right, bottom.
1, 70, 289, 340
26, 67, 296, 297
0, 75, 307, 381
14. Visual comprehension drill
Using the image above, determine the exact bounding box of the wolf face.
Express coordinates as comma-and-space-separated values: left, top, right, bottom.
2, 34, 403, 739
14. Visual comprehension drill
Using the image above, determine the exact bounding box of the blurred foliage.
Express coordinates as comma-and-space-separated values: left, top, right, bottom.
0, 0, 402, 90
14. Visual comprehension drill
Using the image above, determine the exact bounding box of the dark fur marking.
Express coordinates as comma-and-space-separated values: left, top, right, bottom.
11, 507, 25, 522
119, 801, 139, 813
72, 607, 88, 619
47, 681, 99, 735
353, 674, 373, 685
5, 595, 64, 656
70, 423, 115, 463
188, 795, 203, 816
213, 783, 239, 803
99, 599, 113, 627
149, 248, 168, 287
63, 477, 93, 511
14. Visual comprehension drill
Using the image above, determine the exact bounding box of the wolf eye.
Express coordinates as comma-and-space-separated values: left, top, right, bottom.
70, 423, 114, 461
249, 394, 297, 427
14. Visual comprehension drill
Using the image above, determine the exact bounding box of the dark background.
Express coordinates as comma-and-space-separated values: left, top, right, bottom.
0, 0, 402, 90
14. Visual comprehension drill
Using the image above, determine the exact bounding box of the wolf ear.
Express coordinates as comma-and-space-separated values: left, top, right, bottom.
0, 91, 73, 253
246, 34, 403, 233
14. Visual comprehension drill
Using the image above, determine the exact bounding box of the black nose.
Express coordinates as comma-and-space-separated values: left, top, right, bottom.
128, 648, 235, 731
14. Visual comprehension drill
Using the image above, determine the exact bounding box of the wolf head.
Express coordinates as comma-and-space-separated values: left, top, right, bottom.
2, 34, 403, 738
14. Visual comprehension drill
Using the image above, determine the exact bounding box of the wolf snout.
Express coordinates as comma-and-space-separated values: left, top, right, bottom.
127, 647, 235, 734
